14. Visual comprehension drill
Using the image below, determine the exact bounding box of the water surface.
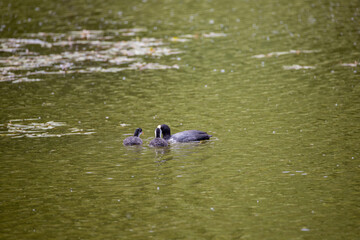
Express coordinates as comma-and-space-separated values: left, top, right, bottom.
1, 0, 359, 239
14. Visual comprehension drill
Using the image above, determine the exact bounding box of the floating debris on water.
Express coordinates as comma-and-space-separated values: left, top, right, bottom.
0, 29, 227, 83
202, 32, 227, 38
282, 170, 308, 176
170, 37, 190, 42
251, 49, 320, 59
129, 62, 179, 70
24, 28, 147, 40
0, 30, 176, 82
108, 56, 137, 65
80, 67, 126, 73
340, 61, 359, 67
283, 65, 316, 70
0, 118, 95, 138
179, 34, 199, 39
11, 77, 42, 83
178, 32, 227, 39
0, 38, 52, 48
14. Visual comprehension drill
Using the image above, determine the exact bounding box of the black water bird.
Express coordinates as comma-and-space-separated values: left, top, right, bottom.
157, 124, 212, 142
149, 127, 168, 147
123, 128, 143, 146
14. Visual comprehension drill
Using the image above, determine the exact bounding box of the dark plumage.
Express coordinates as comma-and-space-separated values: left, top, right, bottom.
149, 128, 168, 147
157, 124, 212, 142
123, 128, 143, 146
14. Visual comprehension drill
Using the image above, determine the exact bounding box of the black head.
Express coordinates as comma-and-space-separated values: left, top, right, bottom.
133, 128, 143, 137
154, 127, 162, 138
157, 124, 171, 140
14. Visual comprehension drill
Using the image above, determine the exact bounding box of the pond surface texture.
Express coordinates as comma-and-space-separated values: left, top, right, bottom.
1, 0, 359, 239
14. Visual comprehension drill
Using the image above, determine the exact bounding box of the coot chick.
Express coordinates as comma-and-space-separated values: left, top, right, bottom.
149, 128, 168, 147
123, 128, 143, 146
157, 124, 212, 142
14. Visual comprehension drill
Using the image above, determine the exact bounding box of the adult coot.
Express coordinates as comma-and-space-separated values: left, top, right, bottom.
157, 124, 212, 142
149, 127, 168, 147
123, 128, 143, 146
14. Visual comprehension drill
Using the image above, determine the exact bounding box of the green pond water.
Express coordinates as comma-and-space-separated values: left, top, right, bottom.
1, 0, 359, 239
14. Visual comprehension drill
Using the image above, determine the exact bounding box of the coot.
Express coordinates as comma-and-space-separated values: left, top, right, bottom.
157, 124, 212, 142
123, 128, 143, 146
149, 127, 168, 147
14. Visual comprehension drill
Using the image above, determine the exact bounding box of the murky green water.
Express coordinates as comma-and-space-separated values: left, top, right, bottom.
1, 0, 359, 239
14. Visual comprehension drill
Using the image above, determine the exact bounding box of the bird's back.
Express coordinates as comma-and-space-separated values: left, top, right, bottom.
123, 136, 143, 146
170, 130, 212, 142
149, 138, 168, 147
